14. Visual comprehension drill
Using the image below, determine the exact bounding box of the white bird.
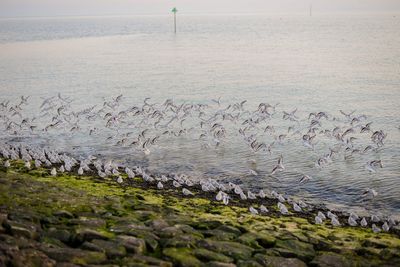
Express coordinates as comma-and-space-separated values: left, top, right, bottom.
98, 170, 106, 178
298, 200, 307, 208
259, 205, 268, 213
299, 175, 312, 185
317, 211, 326, 220
350, 212, 359, 220
4, 160, 10, 168
372, 224, 381, 233
173, 180, 181, 188
371, 215, 380, 222
157, 181, 163, 189
59, 165, 65, 173
64, 163, 72, 172
247, 190, 257, 200
222, 195, 230, 205
271, 155, 285, 175
331, 217, 341, 227
315, 215, 323, 224
78, 167, 84, 175
249, 206, 259, 215
278, 202, 289, 214
51, 168, 57, 177
117, 176, 123, 184
182, 188, 194, 196
348, 216, 357, 226
34, 160, 41, 168
362, 188, 378, 198
234, 185, 243, 195
293, 203, 302, 212
249, 169, 258, 176
382, 222, 390, 232
216, 191, 224, 201
365, 160, 382, 173
360, 217, 368, 227
388, 218, 397, 226
24, 161, 31, 169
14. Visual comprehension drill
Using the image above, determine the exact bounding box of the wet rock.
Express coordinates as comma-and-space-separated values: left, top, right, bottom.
55, 263, 80, 267
159, 226, 183, 238
80, 241, 104, 252
75, 229, 110, 243
163, 247, 202, 267
40, 247, 106, 265
175, 224, 203, 237
237, 260, 263, 267
72, 217, 107, 228
121, 254, 172, 267
8, 211, 41, 224
361, 239, 389, 249
53, 210, 74, 219
254, 254, 307, 267
202, 229, 238, 241
46, 228, 72, 244
193, 248, 234, 263
309, 252, 352, 267
10, 248, 56, 267
149, 219, 170, 230
11, 225, 37, 239
116, 235, 146, 254
197, 239, 254, 261
42, 237, 68, 248
125, 229, 159, 251
2, 220, 39, 240
134, 210, 157, 221
238, 232, 276, 249
162, 234, 201, 248
91, 239, 126, 259
208, 262, 237, 267
0, 213, 7, 225
275, 239, 315, 261
108, 221, 146, 234
379, 247, 400, 261
216, 225, 242, 236
191, 220, 223, 230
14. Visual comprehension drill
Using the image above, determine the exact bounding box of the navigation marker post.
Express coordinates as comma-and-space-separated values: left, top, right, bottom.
172, 7, 178, 33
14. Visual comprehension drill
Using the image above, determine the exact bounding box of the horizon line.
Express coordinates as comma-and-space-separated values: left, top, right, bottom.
0, 10, 399, 20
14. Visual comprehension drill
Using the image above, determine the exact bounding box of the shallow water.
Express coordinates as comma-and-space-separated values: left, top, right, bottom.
0, 14, 399, 217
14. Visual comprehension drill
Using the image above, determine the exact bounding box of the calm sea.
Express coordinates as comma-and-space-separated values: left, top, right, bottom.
0, 14, 399, 217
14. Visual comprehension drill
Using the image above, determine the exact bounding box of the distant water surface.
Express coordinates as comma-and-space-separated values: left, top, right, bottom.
0, 14, 399, 217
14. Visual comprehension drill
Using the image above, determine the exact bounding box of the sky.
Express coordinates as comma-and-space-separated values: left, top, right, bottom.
1, 0, 400, 17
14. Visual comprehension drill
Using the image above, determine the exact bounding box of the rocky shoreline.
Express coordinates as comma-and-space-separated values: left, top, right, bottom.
0, 164, 400, 266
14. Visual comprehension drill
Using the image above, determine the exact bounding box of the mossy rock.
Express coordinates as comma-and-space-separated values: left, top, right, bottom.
40, 247, 106, 265
237, 259, 264, 267
193, 248, 234, 263
238, 232, 276, 249
309, 252, 354, 267
254, 254, 307, 267
162, 234, 201, 248
202, 229, 238, 241
121, 254, 173, 267
197, 239, 254, 261
275, 239, 315, 261
91, 239, 127, 259
162, 247, 202, 267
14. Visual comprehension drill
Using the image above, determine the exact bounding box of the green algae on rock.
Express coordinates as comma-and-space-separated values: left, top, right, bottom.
0, 167, 400, 266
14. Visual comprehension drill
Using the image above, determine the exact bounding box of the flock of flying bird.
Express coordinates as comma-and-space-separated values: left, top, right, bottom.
0, 94, 397, 233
